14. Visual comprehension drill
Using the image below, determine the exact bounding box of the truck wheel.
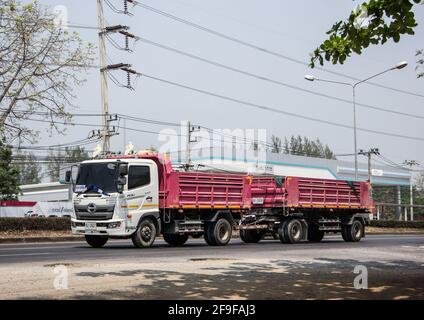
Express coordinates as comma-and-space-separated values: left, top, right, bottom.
163, 233, 189, 246
240, 229, 262, 243
207, 218, 232, 246
85, 235, 108, 248
308, 225, 325, 242
283, 219, 303, 244
342, 220, 364, 242
204, 223, 216, 246
132, 218, 157, 248
278, 220, 289, 244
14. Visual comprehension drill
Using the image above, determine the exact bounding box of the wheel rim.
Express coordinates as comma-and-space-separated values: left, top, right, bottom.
291, 223, 301, 240
141, 225, 153, 242
353, 223, 362, 238
218, 223, 230, 242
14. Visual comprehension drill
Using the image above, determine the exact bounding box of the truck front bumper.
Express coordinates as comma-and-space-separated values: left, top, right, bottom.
71, 218, 133, 237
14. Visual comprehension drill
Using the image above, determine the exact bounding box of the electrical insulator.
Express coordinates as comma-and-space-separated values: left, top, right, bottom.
125, 36, 129, 51
127, 72, 131, 88
124, 0, 128, 14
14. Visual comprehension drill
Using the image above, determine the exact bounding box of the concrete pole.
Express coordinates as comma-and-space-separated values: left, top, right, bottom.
352, 86, 358, 181
396, 185, 402, 220
97, 0, 110, 153
410, 178, 414, 221
123, 118, 126, 153
186, 121, 191, 167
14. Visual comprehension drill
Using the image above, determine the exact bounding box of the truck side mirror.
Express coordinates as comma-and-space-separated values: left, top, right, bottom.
116, 176, 127, 194
64, 170, 72, 184
118, 176, 127, 186
118, 163, 128, 176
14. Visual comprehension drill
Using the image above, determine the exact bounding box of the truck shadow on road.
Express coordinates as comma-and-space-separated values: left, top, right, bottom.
72, 238, 364, 251
67, 258, 424, 300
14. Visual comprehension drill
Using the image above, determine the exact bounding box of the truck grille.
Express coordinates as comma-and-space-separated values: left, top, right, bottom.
76, 213, 114, 220
74, 204, 115, 220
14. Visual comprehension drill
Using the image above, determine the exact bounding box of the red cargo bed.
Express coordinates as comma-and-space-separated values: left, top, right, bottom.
251, 176, 373, 211
163, 172, 252, 210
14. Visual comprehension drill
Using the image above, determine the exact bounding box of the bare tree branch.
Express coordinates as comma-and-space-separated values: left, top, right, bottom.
0, 0, 95, 142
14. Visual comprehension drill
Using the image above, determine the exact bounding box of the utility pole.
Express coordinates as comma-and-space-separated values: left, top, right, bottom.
358, 148, 380, 184
404, 160, 419, 221
97, 0, 110, 153
185, 121, 201, 170
96, 1, 139, 154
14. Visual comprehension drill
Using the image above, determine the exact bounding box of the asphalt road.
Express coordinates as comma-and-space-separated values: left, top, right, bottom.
0, 234, 422, 264
0, 234, 423, 299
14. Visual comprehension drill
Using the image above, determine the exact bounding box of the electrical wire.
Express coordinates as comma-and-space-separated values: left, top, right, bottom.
133, 1, 424, 99
139, 73, 424, 142
137, 37, 424, 120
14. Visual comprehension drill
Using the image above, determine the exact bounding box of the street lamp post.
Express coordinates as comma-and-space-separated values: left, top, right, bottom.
305, 61, 408, 181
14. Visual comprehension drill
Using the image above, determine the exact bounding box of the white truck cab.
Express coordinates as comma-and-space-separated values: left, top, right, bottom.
68, 157, 161, 248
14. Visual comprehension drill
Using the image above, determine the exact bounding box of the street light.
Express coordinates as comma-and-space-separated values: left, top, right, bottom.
394, 61, 408, 70
304, 61, 408, 181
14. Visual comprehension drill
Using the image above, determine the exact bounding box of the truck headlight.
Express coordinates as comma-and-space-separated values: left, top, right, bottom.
108, 222, 122, 229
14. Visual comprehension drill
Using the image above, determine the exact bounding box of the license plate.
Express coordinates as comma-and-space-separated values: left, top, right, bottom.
85, 222, 96, 231
252, 197, 264, 205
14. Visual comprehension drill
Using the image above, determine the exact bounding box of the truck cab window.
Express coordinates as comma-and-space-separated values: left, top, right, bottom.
128, 166, 151, 190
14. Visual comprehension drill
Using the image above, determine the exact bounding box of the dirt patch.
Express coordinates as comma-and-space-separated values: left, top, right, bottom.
44, 263, 78, 268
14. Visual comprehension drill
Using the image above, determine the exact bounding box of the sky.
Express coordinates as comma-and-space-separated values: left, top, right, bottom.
21, 0, 424, 169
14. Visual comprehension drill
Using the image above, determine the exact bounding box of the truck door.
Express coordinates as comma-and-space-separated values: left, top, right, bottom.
124, 163, 159, 219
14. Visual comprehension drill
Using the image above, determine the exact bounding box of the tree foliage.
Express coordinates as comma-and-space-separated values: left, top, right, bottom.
417, 49, 424, 78
310, 0, 422, 69
14, 151, 41, 185
0, 138, 20, 199
47, 146, 88, 182
270, 134, 336, 159
0, 0, 95, 142
270, 135, 282, 153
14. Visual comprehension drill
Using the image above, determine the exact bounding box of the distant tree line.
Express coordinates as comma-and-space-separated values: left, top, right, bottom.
267, 134, 336, 160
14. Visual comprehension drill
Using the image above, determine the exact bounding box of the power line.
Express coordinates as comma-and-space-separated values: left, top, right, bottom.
374, 154, 424, 172
133, 1, 424, 99
139, 73, 424, 142
2, 109, 352, 157
6, 114, 182, 138
137, 37, 424, 120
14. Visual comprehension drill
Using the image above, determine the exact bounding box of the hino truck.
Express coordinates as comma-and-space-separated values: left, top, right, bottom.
66, 151, 373, 248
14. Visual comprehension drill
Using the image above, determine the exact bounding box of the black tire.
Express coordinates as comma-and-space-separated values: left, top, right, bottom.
342, 220, 364, 242
163, 233, 189, 246
132, 218, 157, 248
341, 225, 350, 242
206, 218, 233, 246
204, 222, 216, 246
283, 219, 303, 244
85, 235, 108, 248
307, 224, 325, 242
278, 220, 289, 244
240, 229, 262, 243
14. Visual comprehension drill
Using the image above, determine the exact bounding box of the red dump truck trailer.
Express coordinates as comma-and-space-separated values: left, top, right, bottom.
68, 152, 374, 248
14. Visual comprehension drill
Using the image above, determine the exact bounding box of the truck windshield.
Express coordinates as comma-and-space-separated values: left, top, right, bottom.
75, 163, 119, 193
